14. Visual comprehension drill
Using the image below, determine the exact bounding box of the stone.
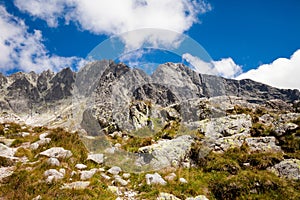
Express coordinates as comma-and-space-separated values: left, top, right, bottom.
44, 169, 65, 183
75, 164, 87, 170
186, 195, 209, 200
40, 147, 72, 159
115, 177, 128, 186
39, 132, 49, 140
80, 169, 97, 180
122, 173, 131, 179
30, 138, 51, 150
107, 186, 122, 196
32, 195, 42, 200
179, 177, 188, 184
274, 122, 298, 137
157, 192, 180, 200
145, 173, 167, 185
0, 166, 15, 182
101, 173, 111, 180
164, 173, 177, 181
269, 159, 300, 180
245, 137, 282, 152
108, 166, 122, 175
21, 132, 30, 137
0, 143, 17, 157
138, 135, 194, 170
0, 138, 15, 147
61, 181, 90, 190
87, 153, 104, 164
47, 157, 60, 166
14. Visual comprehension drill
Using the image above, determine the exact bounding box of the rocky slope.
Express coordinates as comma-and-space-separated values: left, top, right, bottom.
0, 61, 300, 199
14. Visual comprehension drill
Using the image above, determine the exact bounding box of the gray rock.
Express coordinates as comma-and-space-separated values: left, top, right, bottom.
47, 157, 60, 166
87, 153, 104, 164
165, 173, 177, 181
32, 195, 42, 200
157, 192, 180, 200
61, 181, 90, 190
186, 195, 209, 200
274, 122, 298, 137
145, 173, 167, 185
101, 173, 111, 180
269, 159, 300, 180
40, 147, 72, 159
75, 164, 87, 170
108, 166, 122, 175
138, 135, 194, 170
30, 138, 51, 150
0, 143, 17, 157
0, 166, 15, 182
44, 169, 65, 183
114, 177, 128, 186
179, 177, 188, 184
245, 137, 282, 152
80, 169, 97, 180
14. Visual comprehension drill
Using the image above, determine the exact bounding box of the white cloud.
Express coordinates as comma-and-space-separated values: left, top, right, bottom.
237, 49, 300, 90
213, 58, 242, 79
182, 53, 242, 78
14, 0, 212, 50
0, 5, 84, 74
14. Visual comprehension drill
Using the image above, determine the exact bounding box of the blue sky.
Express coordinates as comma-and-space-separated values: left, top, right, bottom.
0, 0, 299, 89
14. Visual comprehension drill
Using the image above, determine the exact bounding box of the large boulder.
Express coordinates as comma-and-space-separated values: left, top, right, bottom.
138, 135, 194, 169
40, 147, 72, 159
269, 159, 300, 180
245, 137, 282, 153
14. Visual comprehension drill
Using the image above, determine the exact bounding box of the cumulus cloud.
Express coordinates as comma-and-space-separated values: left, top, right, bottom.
237, 50, 300, 90
0, 5, 83, 74
14, 0, 211, 50
182, 53, 242, 78
213, 58, 242, 79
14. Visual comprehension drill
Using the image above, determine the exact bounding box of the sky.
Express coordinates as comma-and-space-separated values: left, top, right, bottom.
0, 0, 299, 90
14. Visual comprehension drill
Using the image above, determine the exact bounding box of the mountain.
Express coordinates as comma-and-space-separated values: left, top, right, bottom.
1, 61, 300, 199
0, 61, 299, 130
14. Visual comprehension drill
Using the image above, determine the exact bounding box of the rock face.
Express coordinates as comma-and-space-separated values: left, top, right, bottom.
0, 68, 74, 114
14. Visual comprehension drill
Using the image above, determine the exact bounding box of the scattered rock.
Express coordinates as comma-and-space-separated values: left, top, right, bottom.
245, 137, 282, 152
61, 181, 90, 190
146, 173, 167, 185
44, 169, 65, 183
0, 166, 15, 182
87, 153, 104, 164
47, 157, 60, 166
274, 122, 298, 137
0, 138, 15, 147
107, 186, 122, 196
101, 173, 111, 180
157, 192, 180, 200
186, 195, 209, 200
21, 132, 30, 137
179, 177, 188, 184
269, 159, 300, 180
40, 147, 72, 159
122, 173, 131, 179
108, 166, 122, 175
32, 195, 42, 200
0, 143, 17, 157
164, 173, 176, 181
114, 176, 128, 186
138, 135, 194, 169
80, 169, 97, 180
75, 163, 87, 170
